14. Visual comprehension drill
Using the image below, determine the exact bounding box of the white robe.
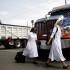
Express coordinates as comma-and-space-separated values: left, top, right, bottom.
22, 32, 38, 58
49, 25, 66, 61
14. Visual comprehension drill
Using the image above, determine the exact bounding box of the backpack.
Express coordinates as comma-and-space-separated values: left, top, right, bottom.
15, 51, 25, 63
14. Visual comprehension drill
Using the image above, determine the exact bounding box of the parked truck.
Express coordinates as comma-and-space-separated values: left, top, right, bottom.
0, 24, 31, 49
34, 15, 70, 61
34, 15, 70, 49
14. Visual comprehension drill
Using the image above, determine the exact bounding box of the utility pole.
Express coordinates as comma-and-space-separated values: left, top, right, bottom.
27, 21, 28, 36
65, 0, 67, 5
31, 20, 34, 27
0, 20, 2, 24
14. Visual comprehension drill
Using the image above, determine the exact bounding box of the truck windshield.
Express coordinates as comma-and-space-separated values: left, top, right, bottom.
63, 18, 70, 27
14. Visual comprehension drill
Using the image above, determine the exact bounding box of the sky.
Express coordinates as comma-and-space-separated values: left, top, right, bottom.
0, 0, 70, 27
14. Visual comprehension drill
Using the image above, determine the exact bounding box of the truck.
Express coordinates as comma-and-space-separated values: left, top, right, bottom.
34, 15, 70, 49
0, 23, 31, 49
34, 15, 70, 61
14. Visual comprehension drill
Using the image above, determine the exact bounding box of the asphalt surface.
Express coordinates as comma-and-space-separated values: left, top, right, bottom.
0, 48, 70, 70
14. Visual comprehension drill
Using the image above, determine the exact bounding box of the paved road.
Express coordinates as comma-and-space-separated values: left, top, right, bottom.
0, 48, 70, 70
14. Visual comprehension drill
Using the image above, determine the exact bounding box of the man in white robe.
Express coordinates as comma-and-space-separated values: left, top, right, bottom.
46, 16, 69, 69
22, 28, 38, 63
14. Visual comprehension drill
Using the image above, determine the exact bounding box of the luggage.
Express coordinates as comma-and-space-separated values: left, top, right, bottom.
15, 51, 25, 63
